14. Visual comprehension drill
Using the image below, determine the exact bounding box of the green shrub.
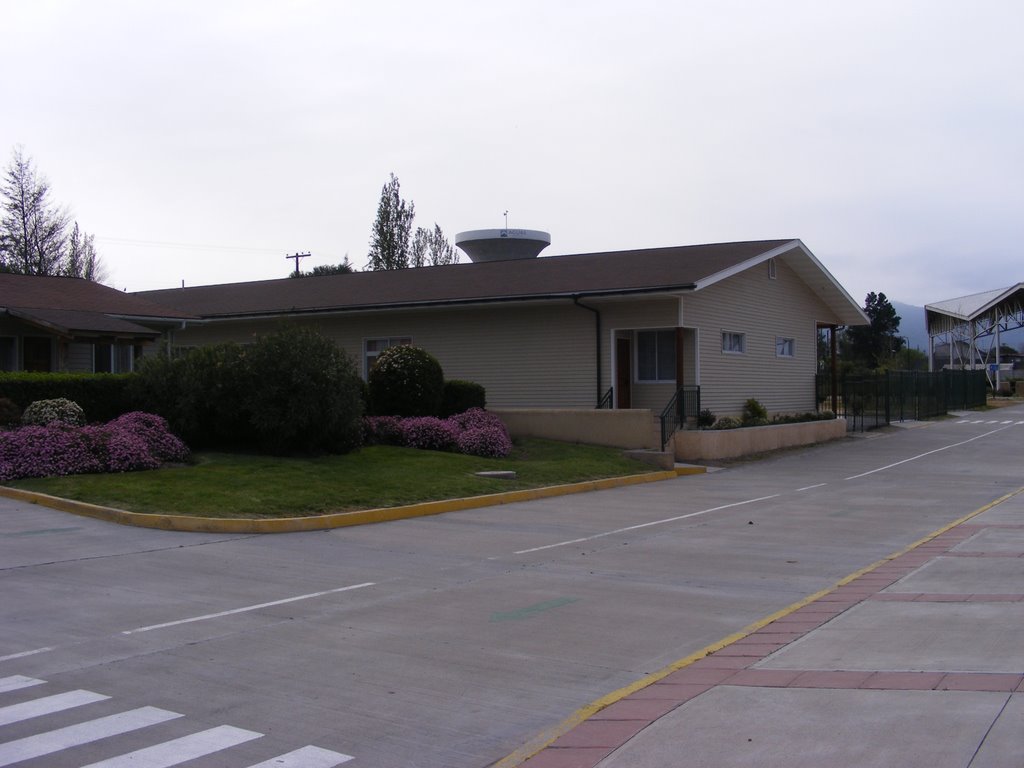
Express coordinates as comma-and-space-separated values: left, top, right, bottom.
697, 408, 716, 428
742, 398, 768, 424
0, 372, 133, 422
713, 416, 742, 430
130, 328, 363, 454
0, 398, 20, 427
243, 325, 363, 454
21, 398, 86, 427
368, 345, 444, 417
441, 379, 486, 417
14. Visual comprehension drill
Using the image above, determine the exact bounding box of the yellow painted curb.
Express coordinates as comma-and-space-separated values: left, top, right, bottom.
493, 484, 1024, 767
0, 466, 705, 534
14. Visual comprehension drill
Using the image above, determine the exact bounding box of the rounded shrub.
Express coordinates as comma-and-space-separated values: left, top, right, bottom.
362, 415, 405, 446
742, 398, 768, 424
440, 380, 486, 417
21, 398, 86, 427
697, 408, 716, 428
243, 325, 364, 454
712, 416, 742, 430
368, 345, 444, 417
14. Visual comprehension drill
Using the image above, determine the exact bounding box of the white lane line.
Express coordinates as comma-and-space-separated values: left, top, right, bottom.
247, 745, 355, 767
0, 706, 182, 767
845, 426, 1013, 480
0, 689, 109, 727
796, 483, 827, 492
122, 583, 375, 635
514, 495, 781, 555
0, 676, 45, 694
0, 647, 55, 662
81, 725, 263, 768
1001, 420, 1013, 424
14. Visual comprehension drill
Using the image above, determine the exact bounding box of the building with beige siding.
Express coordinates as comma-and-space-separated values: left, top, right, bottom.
133, 239, 866, 419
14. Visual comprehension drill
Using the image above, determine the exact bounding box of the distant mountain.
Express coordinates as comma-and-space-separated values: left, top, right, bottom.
891, 301, 929, 351
890, 299, 1023, 353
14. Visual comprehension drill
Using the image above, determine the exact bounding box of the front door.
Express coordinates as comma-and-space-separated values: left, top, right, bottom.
616, 338, 631, 408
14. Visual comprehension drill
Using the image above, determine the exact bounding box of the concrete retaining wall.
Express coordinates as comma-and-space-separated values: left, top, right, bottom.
491, 408, 657, 449
672, 418, 847, 461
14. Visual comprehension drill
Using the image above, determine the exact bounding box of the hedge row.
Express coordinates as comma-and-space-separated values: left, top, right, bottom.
0, 373, 133, 422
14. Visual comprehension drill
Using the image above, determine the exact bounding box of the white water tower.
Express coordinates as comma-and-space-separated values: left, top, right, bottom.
455, 228, 551, 263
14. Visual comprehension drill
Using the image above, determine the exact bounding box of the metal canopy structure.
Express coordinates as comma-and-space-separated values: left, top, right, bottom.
925, 283, 1024, 389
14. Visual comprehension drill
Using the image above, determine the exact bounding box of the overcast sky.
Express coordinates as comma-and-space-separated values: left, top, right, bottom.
1, 0, 1021, 306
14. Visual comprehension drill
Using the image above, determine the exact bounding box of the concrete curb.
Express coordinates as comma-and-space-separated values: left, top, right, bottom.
0, 465, 704, 535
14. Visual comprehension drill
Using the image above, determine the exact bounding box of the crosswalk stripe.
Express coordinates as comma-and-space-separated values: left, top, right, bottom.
80, 725, 263, 768
0, 676, 44, 694
246, 745, 355, 767
0, 689, 109, 727
0, 706, 182, 767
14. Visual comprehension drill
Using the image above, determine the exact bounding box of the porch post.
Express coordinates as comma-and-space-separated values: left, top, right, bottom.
675, 327, 685, 388
830, 325, 839, 414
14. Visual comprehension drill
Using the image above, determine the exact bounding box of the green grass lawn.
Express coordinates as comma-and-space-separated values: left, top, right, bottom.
9, 439, 652, 519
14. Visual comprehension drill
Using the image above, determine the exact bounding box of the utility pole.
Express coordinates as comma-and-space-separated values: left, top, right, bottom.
286, 252, 311, 276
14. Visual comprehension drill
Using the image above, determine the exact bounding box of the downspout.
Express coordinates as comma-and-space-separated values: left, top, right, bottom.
573, 297, 602, 407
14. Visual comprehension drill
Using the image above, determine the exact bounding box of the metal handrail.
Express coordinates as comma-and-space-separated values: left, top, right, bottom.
659, 385, 701, 449
597, 387, 613, 409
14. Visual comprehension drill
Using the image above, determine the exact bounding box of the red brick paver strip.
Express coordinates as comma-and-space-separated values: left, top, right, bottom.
628, 683, 713, 701
860, 671, 946, 690
937, 673, 1024, 691
790, 670, 875, 689
724, 669, 802, 687
522, 747, 614, 767
590, 698, 682, 721
549, 720, 649, 749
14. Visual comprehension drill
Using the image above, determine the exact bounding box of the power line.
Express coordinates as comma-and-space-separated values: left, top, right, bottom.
95, 236, 289, 254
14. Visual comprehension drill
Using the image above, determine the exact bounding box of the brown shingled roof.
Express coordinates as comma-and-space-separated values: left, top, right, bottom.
1, 273, 193, 319
138, 240, 795, 318
1, 272, 193, 337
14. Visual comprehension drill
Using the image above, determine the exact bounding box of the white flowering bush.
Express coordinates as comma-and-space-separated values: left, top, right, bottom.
21, 398, 86, 427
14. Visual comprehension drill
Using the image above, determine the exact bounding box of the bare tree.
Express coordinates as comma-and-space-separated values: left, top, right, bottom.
0, 147, 70, 275
367, 173, 415, 270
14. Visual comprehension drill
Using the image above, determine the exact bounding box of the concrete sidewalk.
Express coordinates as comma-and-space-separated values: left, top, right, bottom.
513, 488, 1024, 768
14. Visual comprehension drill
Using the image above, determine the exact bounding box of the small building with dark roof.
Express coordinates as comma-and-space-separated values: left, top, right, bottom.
0, 273, 193, 373
135, 238, 866, 418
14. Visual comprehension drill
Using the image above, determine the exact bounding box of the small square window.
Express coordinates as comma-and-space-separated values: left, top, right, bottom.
776, 337, 795, 357
722, 332, 745, 354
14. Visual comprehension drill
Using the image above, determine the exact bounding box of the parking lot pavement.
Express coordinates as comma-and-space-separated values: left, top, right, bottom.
519, 488, 1024, 768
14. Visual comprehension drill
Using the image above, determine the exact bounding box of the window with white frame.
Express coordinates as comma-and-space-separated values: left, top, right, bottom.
364, 337, 412, 378
636, 329, 676, 383
776, 336, 795, 358
721, 331, 745, 354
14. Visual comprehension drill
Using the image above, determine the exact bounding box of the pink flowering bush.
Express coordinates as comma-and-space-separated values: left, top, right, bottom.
362, 416, 405, 446
456, 425, 513, 458
360, 407, 512, 458
107, 412, 190, 463
0, 412, 190, 483
401, 417, 458, 452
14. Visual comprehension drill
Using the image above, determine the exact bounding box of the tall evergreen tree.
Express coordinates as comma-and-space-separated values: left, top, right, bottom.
842, 291, 903, 369
367, 173, 414, 270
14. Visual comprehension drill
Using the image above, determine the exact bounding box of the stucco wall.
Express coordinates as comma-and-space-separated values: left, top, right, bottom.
492, 408, 658, 449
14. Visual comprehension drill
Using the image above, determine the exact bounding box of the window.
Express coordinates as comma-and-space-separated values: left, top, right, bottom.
776, 337, 795, 358
94, 342, 136, 373
636, 329, 676, 382
721, 332, 745, 355
364, 337, 412, 377
0, 338, 15, 371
